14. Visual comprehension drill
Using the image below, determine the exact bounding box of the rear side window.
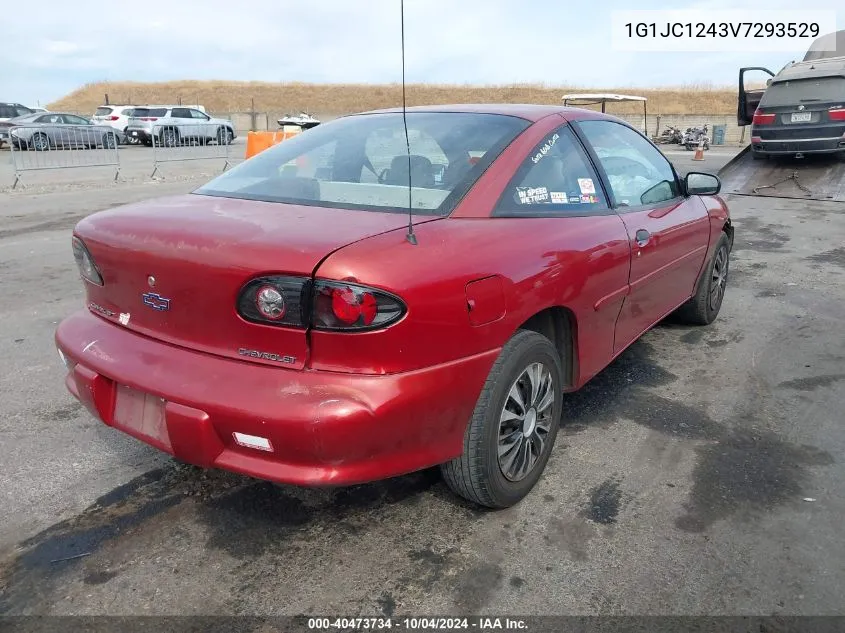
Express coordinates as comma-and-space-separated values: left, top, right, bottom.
95, 107, 112, 116
760, 76, 845, 106
494, 125, 608, 215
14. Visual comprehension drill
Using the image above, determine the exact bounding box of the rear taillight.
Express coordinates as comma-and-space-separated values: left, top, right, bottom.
312, 281, 404, 331
752, 110, 776, 125
106, 115, 119, 121
829, 108, 845, 121
236, 277, 406, 331
237, 276, 310, 328
71, 236, 104, 286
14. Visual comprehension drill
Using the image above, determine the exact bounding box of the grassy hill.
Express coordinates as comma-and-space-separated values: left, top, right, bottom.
48, 80, 740, 116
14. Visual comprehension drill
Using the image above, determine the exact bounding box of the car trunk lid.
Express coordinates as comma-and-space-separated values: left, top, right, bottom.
74, 193, 424, 369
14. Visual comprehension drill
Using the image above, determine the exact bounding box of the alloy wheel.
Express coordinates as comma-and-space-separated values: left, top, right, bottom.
497, 362, 555, 482
709, 245, 728, 311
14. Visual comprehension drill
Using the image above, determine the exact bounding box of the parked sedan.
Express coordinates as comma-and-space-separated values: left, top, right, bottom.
1, 112, 124, 150
55, 104, 733, 508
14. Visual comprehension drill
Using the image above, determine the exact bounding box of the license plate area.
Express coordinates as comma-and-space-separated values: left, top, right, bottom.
113, 384, 172, 450
791, 112, 812, 123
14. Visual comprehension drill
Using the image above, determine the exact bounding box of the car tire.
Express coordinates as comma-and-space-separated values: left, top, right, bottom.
102, 133, 117, 149
441, 329, 563, 509
160, 128, 179, 148
751, 150, 767, 160
217, 127, 233, 145
673, 232, 731, 326
29, 133, 50, 152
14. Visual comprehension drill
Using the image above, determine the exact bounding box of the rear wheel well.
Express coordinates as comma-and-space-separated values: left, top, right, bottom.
517, 307, 577, 389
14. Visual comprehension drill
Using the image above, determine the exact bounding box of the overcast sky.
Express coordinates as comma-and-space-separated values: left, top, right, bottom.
2, 0, 841, 106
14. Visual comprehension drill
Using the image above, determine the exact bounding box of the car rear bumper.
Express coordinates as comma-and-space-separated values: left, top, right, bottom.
55, 310, 496, 486
124, 128, 152, 143
752, 121, 845, 155
752, 137, 845, 154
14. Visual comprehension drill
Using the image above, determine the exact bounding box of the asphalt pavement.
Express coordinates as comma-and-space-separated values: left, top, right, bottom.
1, 144, 844, 619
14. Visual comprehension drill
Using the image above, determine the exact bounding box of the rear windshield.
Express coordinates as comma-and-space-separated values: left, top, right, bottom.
131, 108, 168, 117
761, 76, 845, 106
95, 107, 112, 116
193, 111, 530, 216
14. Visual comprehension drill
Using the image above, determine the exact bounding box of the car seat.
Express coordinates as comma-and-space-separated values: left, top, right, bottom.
383, 155, 435, 188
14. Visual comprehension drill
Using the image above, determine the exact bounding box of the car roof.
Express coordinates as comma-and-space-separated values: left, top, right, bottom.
354, 103, 609, 122
773, 56, 845, 82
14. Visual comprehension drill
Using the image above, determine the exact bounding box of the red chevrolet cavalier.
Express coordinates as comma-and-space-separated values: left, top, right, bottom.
56, 104, 733, 508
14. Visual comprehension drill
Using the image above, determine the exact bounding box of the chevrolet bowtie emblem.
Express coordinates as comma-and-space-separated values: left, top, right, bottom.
142, 292, 171, 311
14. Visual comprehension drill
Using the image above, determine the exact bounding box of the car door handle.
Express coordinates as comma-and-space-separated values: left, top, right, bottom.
635, 229, 650, 247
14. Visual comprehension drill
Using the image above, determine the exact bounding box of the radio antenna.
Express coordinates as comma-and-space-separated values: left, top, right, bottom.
401, 0, 417, 245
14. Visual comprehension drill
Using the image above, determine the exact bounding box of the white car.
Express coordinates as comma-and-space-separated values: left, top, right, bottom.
91, 105, 139, 141
124, 106, 235, 147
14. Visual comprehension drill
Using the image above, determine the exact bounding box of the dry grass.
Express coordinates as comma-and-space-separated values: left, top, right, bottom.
48, 80, 740, 116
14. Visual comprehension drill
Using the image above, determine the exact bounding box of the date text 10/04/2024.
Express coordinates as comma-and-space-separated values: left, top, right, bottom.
306, 617, 529, 631
623, 22, 820, 39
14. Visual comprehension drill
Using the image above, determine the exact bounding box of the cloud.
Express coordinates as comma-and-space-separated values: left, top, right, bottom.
1, 0, 841, 106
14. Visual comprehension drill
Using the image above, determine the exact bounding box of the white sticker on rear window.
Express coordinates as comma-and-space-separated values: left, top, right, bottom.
531, 133, 560, 164
578, 178, 596, 194
550, 192, 567, 203
517, 186, 549, 204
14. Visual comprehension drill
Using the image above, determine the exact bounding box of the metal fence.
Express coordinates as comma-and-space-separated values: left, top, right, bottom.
6, 124, 121, 189
150, 122, 233, 178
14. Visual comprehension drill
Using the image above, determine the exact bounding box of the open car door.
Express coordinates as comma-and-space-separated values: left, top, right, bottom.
737, 67, 775, 126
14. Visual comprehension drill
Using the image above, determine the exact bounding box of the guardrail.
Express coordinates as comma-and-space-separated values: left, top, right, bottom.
6, 124, 121, 189
150, 122, 233, 178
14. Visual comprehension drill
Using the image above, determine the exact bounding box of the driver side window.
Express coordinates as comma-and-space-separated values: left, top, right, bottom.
576, 120, 680, 207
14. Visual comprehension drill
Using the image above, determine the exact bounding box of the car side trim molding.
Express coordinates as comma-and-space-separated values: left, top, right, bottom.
594, 286, 631, 312
629, 244, 709, 293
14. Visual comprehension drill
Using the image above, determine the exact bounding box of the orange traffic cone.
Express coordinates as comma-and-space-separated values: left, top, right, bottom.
693, 139, 705, 161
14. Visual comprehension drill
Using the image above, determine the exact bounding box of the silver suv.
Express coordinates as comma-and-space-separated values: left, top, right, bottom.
125, 106, 236, 147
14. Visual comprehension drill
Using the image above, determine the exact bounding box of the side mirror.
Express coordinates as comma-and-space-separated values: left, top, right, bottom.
766, 78, 772, 87
685, 172, 721, 196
